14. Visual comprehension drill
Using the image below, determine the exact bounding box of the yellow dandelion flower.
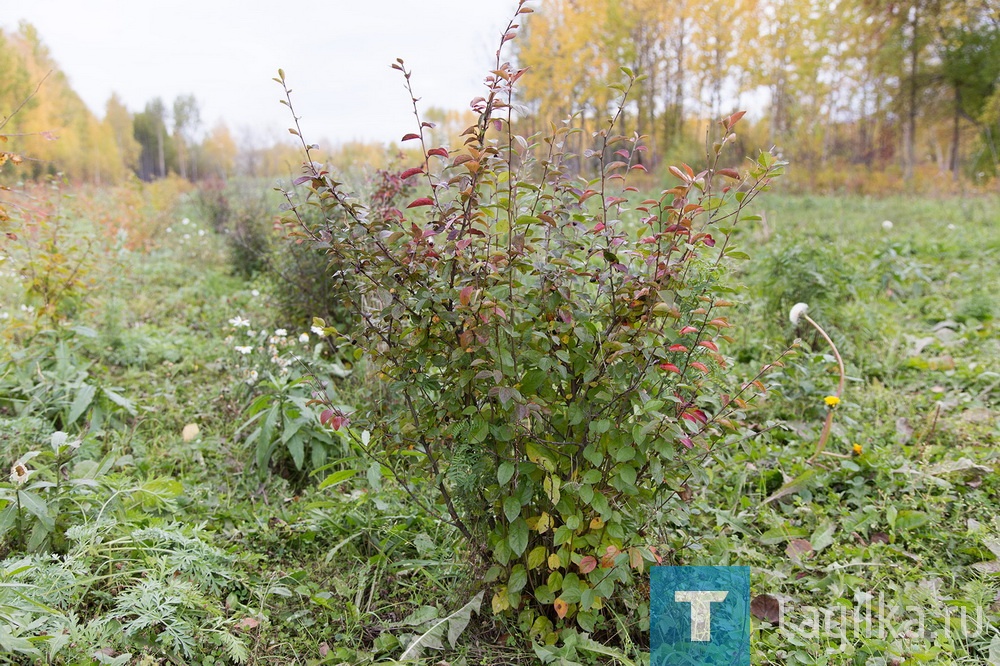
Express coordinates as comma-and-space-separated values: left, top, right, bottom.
824, 395, 841, 407
852, 443, 863, 456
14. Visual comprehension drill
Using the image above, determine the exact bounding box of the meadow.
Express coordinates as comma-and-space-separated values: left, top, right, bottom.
0, 171, 996, 665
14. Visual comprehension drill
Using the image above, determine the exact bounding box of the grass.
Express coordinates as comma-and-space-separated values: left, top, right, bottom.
0, 184, 996, 664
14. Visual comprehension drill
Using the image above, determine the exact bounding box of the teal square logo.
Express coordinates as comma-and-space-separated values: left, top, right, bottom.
650, 566, 750, 666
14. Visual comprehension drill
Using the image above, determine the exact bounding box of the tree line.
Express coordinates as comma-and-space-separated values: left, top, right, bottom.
0, 22, 299, 185
513, 0, 1000, 183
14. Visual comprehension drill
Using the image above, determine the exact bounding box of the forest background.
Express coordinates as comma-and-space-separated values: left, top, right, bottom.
2, 0, 999, 193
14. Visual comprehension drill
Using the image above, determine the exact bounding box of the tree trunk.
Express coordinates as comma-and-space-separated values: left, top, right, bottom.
950, 86, 961, 181
904, 7, 920, 182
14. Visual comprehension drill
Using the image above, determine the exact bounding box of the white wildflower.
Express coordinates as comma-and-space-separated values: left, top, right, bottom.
299, 333, 309, 343
275, 329, 287, 337
229, 316, 250, 327
166, 227, 173, 233
51, 431, 81, 451
881, 220, 893, 230
235, 345, 252, 355
198, 229, 205, 237
251, 289, 260, 297
182, 218, 190, 225
9, 463, 30, 485
311, 325, 326, 337
789, 302, 809, 325
946, 223, 956, 230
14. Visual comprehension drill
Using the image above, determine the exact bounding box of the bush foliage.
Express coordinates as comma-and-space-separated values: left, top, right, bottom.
277, 5, 785, 644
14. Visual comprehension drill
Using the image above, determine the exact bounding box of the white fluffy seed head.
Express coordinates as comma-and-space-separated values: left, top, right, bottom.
789, 302, 809, 325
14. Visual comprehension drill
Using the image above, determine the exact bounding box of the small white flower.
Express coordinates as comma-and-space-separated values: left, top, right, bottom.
235, 345, 252, 354
274, 329, 287, 337
946, 223, 956, 230
298, 333, 309, 343
251, 289, 260, 297
881, 220, 893, 230
182, 218, 190, 225
166, 227, 173, 233
9, 463, 30, 485
50, 431, 81, 451
198, 229, 205, 237
789, 302, 809, 325
229, 316, 250, 327
311, 325, 326, 336
247, 329, 255, 337
183, 234, 190, 240
249, 369, 258, 380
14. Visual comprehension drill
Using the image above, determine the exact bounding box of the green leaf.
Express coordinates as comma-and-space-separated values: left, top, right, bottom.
17, 490, 53, 532
508, 565, 527, 594
102, 387, 136, 415
503, 496, 521, 522
759, 526, 809, 545
497, 461, 515, 486
520, 368, 548, 395
318, 469, 357, 489
508, 518, 529, 556
894, 510, 930, 531
527, 546, 547, 570
287, 435, 305, 470
68, 383, 96, 425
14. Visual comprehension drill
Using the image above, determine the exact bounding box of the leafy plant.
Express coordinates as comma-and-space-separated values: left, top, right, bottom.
228, 322, 353, 483
276, 4, 785, 646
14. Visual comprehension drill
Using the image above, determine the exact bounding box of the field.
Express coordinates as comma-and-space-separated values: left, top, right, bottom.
0, 181, 997, 665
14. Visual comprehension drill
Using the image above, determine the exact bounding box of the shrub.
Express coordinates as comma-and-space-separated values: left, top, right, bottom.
276, 5, 784, 646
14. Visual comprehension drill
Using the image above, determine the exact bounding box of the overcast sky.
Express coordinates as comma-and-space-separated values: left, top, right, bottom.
2, 1, 520, 146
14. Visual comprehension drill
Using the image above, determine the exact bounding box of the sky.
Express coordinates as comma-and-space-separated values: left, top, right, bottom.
2, 1, 521, 146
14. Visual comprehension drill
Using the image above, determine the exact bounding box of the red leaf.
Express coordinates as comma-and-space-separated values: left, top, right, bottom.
578, 556, 597, 574
724, 110, 747, 130
718, 168, 741, 179
668, 344, 688, 352
579, 189, 599, 203
690, 361, 709, 373
399, 167, 424, 180
427, 147, 450, 158
679, 437, 694, 449
401, 133, 420, 142
592, 222, 606, 233
679, 326, 699, 335
701, 234, 716, 247
406, 197, 434, 208
459, 285, 474, 306
698, 340, 719, 351
658, 362, 680, 374
320, 409, 334, 425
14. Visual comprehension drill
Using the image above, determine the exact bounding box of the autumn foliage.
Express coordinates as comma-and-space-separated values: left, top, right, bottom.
278, 2, 785, 643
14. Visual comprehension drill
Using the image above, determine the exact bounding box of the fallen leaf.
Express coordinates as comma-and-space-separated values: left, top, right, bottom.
785, 539, 813, 562
750, 594, 781, 625
182, 423, 200, 442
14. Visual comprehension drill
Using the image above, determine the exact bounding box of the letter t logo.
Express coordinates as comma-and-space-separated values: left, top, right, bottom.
674, 590, 729, 641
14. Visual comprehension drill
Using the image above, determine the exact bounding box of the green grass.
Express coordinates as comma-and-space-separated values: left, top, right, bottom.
0, 190, 996, 664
